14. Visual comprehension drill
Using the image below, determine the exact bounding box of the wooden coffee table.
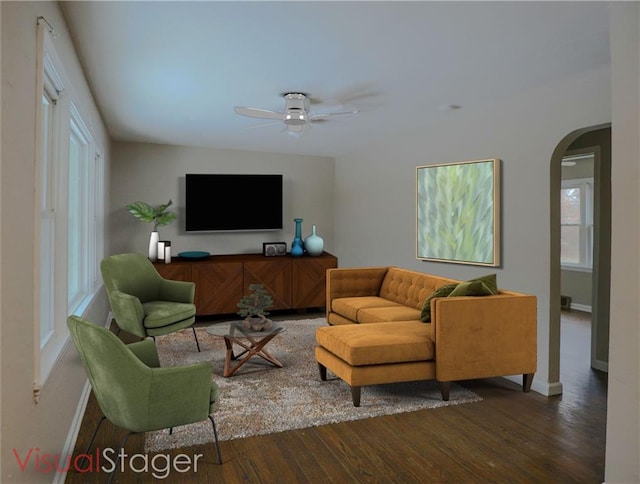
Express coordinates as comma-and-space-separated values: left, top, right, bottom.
206, 321, 285, 377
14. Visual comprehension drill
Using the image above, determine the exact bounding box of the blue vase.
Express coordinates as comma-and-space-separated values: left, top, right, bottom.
291, 218, 304, 257
304, 224, 324, 256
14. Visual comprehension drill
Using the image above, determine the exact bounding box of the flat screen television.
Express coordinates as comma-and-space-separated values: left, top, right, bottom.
185, 174, 283, 232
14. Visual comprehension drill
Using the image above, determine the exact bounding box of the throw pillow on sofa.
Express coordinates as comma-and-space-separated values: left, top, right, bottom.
448, 274, 499, 297
471, 273, 498, 294
420, 283, 458, 322
420, 274, 499, 323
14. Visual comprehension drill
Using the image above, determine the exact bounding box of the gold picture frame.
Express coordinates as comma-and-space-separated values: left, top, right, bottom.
416, 158, 500, 266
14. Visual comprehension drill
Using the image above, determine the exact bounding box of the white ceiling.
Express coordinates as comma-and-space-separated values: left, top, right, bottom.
60, 1, 611, 158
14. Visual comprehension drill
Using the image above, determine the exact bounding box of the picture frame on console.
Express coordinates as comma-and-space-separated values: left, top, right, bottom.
416, 158, 501, 267
263, 242, 287, 257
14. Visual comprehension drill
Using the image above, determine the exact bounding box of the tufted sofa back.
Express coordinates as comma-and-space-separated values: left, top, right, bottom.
379, 268, 459, 310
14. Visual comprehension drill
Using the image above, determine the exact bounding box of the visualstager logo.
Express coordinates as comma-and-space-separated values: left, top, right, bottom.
14, 447, 204, 479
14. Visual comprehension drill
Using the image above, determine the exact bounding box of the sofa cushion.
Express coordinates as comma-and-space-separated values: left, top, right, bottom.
449, 274, 499, 297
316, 321, 434, 366
142, 301, 195, 329
332, 296, 403, 322
449, 280, 494, 297
358, 306, 423, 324
420, 283, 458, 322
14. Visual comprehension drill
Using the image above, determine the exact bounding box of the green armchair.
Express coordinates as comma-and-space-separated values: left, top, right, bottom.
67, 316, 222, 482
101, 253, 200, 350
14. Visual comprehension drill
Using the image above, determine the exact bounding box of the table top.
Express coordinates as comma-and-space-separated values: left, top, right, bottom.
205, 320, 285, 338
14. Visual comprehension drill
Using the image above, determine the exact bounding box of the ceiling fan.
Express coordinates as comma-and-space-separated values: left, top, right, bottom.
234, 92, 359, 136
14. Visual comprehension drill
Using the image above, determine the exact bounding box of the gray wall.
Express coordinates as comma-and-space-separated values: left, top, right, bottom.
110, 142, 335, 257
332, 63, 611, 397
1, 2, 111, 482
606, 3, 640, 482
560, 271, 592, 308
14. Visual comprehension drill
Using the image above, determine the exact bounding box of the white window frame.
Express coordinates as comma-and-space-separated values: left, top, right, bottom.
39, 84, 59, 349
67, 105, 104, 315
36, 25, 68, 387
560, 176, 594, 272
34, 19, 106, 397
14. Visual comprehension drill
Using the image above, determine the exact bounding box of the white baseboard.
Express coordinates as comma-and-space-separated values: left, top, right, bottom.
503, 375, 563, 396
592, 359, 609, 372
105, 311, 113, 328
53, 381, 91, 484
570, 302, 592, 313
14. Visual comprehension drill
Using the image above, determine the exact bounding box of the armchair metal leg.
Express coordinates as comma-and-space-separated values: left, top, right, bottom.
193, 327, 201, 352
208, 415, 223, 464
108, 432, 133, 484
78, 416, 106, 470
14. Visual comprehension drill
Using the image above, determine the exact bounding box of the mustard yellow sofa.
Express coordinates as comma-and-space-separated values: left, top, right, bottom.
315, 267, 537, 405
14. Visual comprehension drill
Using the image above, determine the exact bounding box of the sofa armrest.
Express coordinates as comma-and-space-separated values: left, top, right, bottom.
433, 293, 537, 382
326, 267, 389, 318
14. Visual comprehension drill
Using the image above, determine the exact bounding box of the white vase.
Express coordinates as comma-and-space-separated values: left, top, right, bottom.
304, 224, 324, 256
148, 231, 159, 261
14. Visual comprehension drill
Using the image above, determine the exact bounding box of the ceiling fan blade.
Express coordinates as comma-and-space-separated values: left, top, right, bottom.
234, 106, 284, 120
245, 121, 282, 130
309, 109, 359, 122
333, 84, 385, 104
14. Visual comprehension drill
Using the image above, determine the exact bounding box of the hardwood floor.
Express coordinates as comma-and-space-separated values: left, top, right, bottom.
65, 313, 607, 483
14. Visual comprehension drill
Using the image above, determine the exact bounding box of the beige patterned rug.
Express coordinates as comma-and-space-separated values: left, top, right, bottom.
144, 318, 482, 452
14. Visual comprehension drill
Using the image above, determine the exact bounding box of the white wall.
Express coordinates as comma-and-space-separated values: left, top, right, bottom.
605, 3, 640, 483
1, 2, 110, 481
110, 141, 334, 257
333, 63, 611, 397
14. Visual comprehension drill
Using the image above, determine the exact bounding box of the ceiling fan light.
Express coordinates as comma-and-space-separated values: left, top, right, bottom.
287, 124, 305, 138
284, 108, 307, 126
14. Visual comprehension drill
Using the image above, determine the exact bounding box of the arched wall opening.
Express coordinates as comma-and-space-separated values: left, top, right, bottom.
549, 122, 611, 392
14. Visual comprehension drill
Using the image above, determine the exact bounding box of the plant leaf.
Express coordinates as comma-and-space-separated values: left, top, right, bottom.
155, 212, 177, 227
127, 201, 156, 223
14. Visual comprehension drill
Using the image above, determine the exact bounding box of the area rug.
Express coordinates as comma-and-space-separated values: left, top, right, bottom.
144, 318, 482, 452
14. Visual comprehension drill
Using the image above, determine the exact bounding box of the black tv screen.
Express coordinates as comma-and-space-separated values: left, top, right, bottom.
185, 174, 283, 232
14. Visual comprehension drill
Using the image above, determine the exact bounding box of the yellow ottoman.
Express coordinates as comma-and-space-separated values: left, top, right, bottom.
315, 321, 438, 406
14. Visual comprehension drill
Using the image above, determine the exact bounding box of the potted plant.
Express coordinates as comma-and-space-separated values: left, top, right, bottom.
237, 284, 274, 331
126, 199, 177, 261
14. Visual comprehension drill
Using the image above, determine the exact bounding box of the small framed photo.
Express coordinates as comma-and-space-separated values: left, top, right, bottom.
263, 242, 287, 257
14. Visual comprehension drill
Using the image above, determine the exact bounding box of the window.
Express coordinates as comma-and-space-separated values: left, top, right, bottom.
67, 107, 104, 314
35, 19, 106, 392
39, 86, 58, 348
561, 176, 593, 270
38, 49, 65, 369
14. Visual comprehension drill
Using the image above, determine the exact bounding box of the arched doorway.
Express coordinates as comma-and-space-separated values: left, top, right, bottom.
549, 123, 611, 391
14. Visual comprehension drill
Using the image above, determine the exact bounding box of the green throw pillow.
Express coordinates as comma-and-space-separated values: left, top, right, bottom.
448, 274, 499, 297
468, 273, 498, 295
420, 283, 458, 322
448, 280, 495, 297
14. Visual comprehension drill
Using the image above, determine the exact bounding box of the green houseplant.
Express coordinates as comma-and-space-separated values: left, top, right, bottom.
126, 199, 177, 261
237, 284, 274, 331
127, 199, 177, 231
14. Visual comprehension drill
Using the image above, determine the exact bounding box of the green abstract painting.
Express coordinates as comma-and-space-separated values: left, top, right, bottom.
416, 159, 500, 266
